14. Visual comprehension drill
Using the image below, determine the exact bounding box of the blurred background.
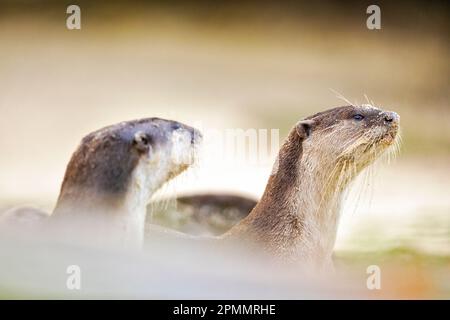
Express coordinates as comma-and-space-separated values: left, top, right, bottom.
0, 0, 448, 298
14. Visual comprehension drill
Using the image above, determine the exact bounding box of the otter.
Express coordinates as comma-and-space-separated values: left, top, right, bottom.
1, 118, 202, 249
0, 206, 49, 227
149, 193, 257, 236
221, 105, 400, 268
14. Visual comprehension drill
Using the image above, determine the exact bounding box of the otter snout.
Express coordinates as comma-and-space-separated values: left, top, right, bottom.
191, 129, 203, 145
170, 122, 202, 145
383, 111, 400, 125
379, 110, 400, 145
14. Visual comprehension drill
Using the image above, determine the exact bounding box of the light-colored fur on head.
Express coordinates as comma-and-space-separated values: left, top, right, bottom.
123, 127, 200, 246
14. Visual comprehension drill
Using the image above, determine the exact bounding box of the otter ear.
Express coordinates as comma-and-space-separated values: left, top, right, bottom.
133, 131, 150, 153
295, 120, 314, 139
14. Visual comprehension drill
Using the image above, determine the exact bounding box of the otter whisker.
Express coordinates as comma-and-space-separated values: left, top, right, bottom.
351, 144, 376, 216
329, 88, 355, 107
364, 94, 371, 106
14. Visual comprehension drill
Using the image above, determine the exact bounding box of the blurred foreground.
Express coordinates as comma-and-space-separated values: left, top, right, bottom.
0, 226, 447, 299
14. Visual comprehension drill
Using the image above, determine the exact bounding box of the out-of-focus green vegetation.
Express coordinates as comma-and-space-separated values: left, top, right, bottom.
335, 210, 449, 298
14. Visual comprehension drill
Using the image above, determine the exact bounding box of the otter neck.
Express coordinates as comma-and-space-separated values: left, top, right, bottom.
236, 130, 350, 266
52, 168, 162, 250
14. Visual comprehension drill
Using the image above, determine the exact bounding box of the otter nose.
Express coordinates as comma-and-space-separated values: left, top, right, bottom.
191, 129, 202, 144
383, 111, 399, 124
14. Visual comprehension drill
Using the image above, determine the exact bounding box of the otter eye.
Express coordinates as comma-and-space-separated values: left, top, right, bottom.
353, 114, 364, 121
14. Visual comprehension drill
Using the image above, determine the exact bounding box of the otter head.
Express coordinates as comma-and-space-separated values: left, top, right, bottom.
56, 118, 202, 211
295, 105, 400, 185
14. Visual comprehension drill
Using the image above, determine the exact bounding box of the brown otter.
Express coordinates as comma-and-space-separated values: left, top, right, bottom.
150, 193, 257, 235
221, 105, 400, 267
1, 118, 202, 249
